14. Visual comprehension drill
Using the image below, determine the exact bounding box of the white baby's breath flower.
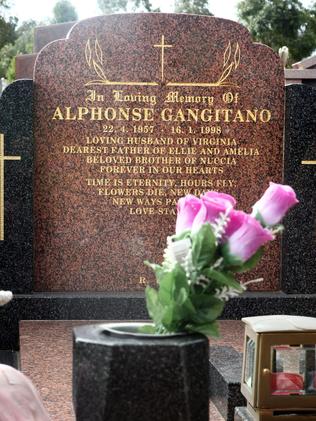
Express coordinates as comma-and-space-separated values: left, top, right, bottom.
215, 286, 241, 301
183, 247, 193, 281
0, 290, 13, 306
241, 278, 264, 289
195, 275, 211, 288
211, 209, 231, 242
215, 278, 264, 302
210, 257, 224, 270
163, 236, 176, 268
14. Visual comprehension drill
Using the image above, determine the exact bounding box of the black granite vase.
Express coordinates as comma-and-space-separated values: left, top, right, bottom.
73, 322, 209, 421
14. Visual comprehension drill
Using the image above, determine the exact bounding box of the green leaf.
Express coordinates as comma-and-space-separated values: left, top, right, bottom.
190, 295, 225, 324
172, 265, 189, 295
160, 288, 195, 331
202, 268, 243, 291
187, 321, 220, 337
170, 230, 191, 242
176, 289, 196, 317
193, 307, 223, 324
191, 223, 216, 270
158, 264, 188, 306
145, 286, 162, 325
176, 287, 188, 306
161, 303, 182, 330
157, 272, 173, 306
221, 245, 264, 273
145, 263, 194, 333
161, 305, 175, 328
253, 211, 266, 227
144, 261, 164, 281
190, 293, 221, 309
138, 324, 156, 334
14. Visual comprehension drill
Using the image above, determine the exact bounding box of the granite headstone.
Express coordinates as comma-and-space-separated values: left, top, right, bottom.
34, 21, 75, 53
33, 14, 284, 292
209, 346, 245, 421
0, 79, 33, 293
15, 54, 37, 80
282, 84, 316, 294
15, 22, 76, 80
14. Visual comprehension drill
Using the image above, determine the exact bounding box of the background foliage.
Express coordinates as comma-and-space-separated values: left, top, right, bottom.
52, 0, 78, 24
238, 0, 316, 63
0, 0, 78, 80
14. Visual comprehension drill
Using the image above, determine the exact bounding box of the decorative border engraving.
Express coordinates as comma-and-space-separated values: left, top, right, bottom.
85, 38, 158, 86
0, 134, 21, 241
301, 160, 316, 165
85, 36, 240, 88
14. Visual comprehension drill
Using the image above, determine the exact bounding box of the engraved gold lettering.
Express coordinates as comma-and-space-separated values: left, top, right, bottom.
139, 277, 147, 285
246, 109, 257, 122
200, 109, 212, 122
260, 109, 271, 122
77, 107, 89, 120
52, 106, 272, 123
91, 107, 103, 120
52, 106, 64, 120
52, 106, 155, 121
159, 108, 271, 123
113, 90, 157, 106
233, 110, 244, 122
65, 107, 77, 120
165, 91, 214, 106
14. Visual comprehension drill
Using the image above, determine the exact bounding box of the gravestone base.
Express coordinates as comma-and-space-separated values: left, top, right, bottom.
0, 350, 19, 368
209, 346, 246, 421
1, 291, 316, 349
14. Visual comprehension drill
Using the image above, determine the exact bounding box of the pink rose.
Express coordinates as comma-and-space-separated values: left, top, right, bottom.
252, 182, 298, 226
176, 191, 236, 234
224, 210, 247, 238
224, 214, 274, 263
191, 191, 236, 233
176, 195, 202, 234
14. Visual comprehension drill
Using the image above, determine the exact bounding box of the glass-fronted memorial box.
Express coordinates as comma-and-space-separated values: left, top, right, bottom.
240, 315, 316, 421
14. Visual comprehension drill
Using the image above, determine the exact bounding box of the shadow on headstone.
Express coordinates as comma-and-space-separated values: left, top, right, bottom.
282, 84, 316, 294
0, 80, 33, 293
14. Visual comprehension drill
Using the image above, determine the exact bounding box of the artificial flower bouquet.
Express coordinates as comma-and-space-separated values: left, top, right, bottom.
143, 182, 298, 337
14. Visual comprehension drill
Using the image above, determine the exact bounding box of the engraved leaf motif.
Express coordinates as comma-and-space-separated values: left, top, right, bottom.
218, 62, 233, 84
234, 43, 240, 69
85, 39, 92, 67
95, 38, 103, 65
223, 41, 231, 67
93, 60, 108, 82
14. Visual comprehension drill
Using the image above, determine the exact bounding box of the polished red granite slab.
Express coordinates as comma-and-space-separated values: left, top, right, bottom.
33, 14, 284, 292
20, 320, 244, 420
